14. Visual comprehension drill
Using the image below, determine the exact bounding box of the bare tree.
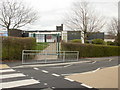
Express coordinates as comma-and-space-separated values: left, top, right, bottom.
107, 17, 120, 45
0, 0, 38, 32
64, 1, 105, 43
107, 17, 119, 36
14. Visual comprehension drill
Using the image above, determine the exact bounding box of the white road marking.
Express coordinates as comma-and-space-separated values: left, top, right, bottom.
52, 87, 55, 88
92, 68, 101, 72
44, 83, 47, 85
80, 68, 101, 74
64, 78, 74, 82
1, 79, 40, 88
31, 77, 34, 79
52, 73, 60, 77
91, 61, 96, 64
109, 59, 112, 61
61, 73, 82, 76
62, 68, 101, 76
42, 70, 48, 73
0, 69, 15, 73
64, 64, 73, 67
81, 83, 92, 88
33, 68, 39, 70
0, 73, 26, 79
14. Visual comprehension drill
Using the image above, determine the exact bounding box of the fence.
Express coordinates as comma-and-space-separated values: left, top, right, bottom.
22, 50, 79, 64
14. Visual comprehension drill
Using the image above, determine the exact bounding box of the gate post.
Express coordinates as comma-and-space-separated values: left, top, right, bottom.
57, 33, 60, 52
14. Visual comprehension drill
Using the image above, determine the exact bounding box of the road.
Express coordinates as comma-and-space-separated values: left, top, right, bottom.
1, 57, 119, 90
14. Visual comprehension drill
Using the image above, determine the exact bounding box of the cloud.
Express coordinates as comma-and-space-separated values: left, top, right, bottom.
20, 0, 118, 32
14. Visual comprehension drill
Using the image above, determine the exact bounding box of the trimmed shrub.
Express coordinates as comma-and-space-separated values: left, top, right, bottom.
70, 39, 81, 43
92, 39, 105, 45
85, 40, 90, 44
2, 36, 36, 61
107, 41, 116, 46
61, 42, 120, 58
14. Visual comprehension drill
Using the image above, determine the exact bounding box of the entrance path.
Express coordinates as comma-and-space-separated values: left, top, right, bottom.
35, 43, 58, 60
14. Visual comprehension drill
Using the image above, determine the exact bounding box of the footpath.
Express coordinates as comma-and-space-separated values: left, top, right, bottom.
66, 65, 119, 88
35, 43, 57, 60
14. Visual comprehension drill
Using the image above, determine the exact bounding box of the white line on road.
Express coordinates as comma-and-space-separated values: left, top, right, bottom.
33, 67, 39, 70
1, 79, 40, 88
42, 70, 48, 73
0, 73, 26, 79
0, 69, 15, 73
44, 83, 47, 85
61, 68, 101, 76
91, 61, 96, 64
52, 87, 55, 88
80, 68, 101, 74
61, 73, 81, 76
64, 78, 74, 82
109, 59, 113, 61
63, 64, 73, 67
52, 73, 60, 77
81, 83, 92, 88
92, 68, 101, 72
17, 71, 21, 72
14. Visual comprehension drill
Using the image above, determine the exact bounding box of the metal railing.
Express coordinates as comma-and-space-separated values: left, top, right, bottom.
22, 50, 79, 64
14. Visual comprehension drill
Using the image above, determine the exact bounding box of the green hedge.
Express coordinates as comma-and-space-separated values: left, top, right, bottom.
70, 39, 81, 43
61, 42, 120, 58
107, 41, 117, 46
2, 36, 36, 61
92, 39, 106, 45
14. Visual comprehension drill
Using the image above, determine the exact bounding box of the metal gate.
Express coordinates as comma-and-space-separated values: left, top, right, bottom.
22, 50, 79, 64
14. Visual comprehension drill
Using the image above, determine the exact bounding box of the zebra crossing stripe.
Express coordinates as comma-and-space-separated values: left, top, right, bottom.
0, 69, 15, 73
1, 79, 40, 88
0, 73, 26, 79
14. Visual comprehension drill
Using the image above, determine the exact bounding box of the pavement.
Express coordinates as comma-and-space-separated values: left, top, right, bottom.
0, 64, 10, 69
0, 56, 119, 89
66, 66, 119, 88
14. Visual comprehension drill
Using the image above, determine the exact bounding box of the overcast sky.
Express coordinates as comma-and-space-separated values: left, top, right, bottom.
1, 0, 119, 32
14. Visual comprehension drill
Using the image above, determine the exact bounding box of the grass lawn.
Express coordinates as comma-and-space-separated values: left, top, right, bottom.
36, 42, 49, 50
